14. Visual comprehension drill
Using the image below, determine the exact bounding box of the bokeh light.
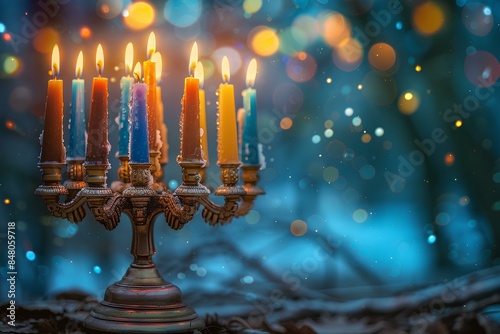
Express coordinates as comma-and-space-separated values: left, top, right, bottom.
93, 265, 102, 274
80, 26, 92, 39
323, 166, 339, 183
412, 2, 445, 36
212, 47, 242, 77
321, 11, 351, 48
248, 26, 280, 57
286, 52, 317, 82
96, 0, 122, 19
245, 210, 260, 224
444, 153, 455, 166
368, 43, 396, 71
464, 50, 499, 87
26, 251, 36, 261
33, 27, 59, 54
0, 23, 5, 33
462, 2, 493, 36
293, 14, 319, 44
375, 127, 384, 137
280, 117, 293, 130
345, 107, 354, 117
3, 56, 19, 75
332, 38, 363, 72
361, 133, 371, 143
353, 209, 368, 223
243, 0, 263, 15
124, 1, 155, 31
4, 198, 11, 204
398, 90, 420, 115
290, 219, 307, 236
279, 27, 308, 55
164, 0, 201, 27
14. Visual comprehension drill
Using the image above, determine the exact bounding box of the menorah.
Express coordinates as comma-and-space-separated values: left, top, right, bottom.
35, 149, 264, 333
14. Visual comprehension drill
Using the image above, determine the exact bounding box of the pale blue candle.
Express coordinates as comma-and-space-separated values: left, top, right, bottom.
241, 87, 259, 164
129, 81, 150, 163
118, 76, 133, 156
67, 51, 86, 159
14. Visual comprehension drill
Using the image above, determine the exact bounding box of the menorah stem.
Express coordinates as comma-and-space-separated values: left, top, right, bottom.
130, 205, 156, 267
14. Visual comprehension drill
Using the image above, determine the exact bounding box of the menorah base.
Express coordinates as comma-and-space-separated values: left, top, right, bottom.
84, 266, 205, 333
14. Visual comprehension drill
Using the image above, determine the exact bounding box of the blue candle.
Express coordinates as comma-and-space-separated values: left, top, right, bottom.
129, 62, 150, 163
67, 51, 86, 159
240, 59, 259, 165
118, 42, 134, 156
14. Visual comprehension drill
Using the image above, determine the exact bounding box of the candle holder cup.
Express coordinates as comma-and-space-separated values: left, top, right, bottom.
35, 153, 264, 333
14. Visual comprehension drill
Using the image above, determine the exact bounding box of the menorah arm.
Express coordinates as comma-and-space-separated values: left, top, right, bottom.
87, 193, 125, 231
199, 196, 240, 226
160, 194, 200, 230
36, 189, 87, 224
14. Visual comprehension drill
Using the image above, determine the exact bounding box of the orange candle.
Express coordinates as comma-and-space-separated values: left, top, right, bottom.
180, 42, 202, 161
195, 61, 209, 166
217, 56, 239, 164
40, 45, 65, 163
143, 32, 157, 152
85, 44, 109, 165
152, 51, 168, 164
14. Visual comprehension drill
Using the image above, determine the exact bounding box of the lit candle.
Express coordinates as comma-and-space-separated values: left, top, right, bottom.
240, 58, 259, 165
195, 61, 209, 166
151, 51, 168, 164
217, 56, 239, 164
40, 45, 65, 163
118, 42, 134, 156
67, 51, 86, 159
85, 44, 109, 165
143, 32, 157, 152
179, 42, 202, 161
129, 62, 150, 163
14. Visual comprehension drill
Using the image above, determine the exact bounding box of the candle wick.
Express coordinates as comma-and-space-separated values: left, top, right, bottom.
134, 72, 140, 82
53, 64, 58, 79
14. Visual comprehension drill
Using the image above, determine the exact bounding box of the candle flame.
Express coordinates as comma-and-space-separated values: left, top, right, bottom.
246, 58, 257, 88
75, 51, 83, 79
147, 31, 156, 60
222, 56, 230, 83
96, 44, 104, 76
151, 51, 162, 83
125, 42, 133, 76
189, 42, 198, 77
133, 62, 142, 82
195, 61, 204, 88
51, 44, 60, 78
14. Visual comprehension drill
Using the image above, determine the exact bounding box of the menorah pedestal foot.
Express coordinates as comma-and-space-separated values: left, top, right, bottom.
84, 266, 205, 333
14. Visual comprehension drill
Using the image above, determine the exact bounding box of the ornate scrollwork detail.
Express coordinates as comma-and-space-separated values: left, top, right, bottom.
220, 165, 239, 186
40, 193, 87, 224
199, 197, 240, 226
160, 194, 199, 230
130, 167, 151, 187
89, 195, 124, 231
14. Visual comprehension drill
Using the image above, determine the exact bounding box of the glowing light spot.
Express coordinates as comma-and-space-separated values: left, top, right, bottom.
196, 267, 207, 277
345, 107, 354, 117
375, 127, 384, 137
164, 0, 201, 27
3, 33, 12, 42
321, 11, 351, 47
124, 1, 155, 31
324, 120, 333, 128
415, 65, 422, 72
168, 179, 179, 190
361, 133, 371, 143
33, 27, 59, 54
396, 21, 403, 30
312, 134, 321, 144
332, 38, 363, 72
212, 46, 242, 75
80, 26, 92, 39
177, 272, 186, 279
248, 26, 279, 57
0, 23, 5, 33
26, 251, 36, 261
326, 77, 332, 84
398, 91, 420, 115
286, 52, 317, 82
358, 84, 363, 90
368, 43, 396, 71
464, 51, 500, 87
4, 198, 11, 204
324, 128, 334, 138
459, 196, 470, 206
93, 265, 102, 274
455, 119, 463, 127
353, 209, 368, 223
280, 117, 293, 130
290, 219, 307, 236
4, 56, 19, 75
413, 2, 445, 36
427, 235, 437, 244
245, 210, 260, 224
462, 2, 493, 36
352, 116, 362, 126
444, 153, 455, 166
243, 0, 262, 15
323, 166, 339, 183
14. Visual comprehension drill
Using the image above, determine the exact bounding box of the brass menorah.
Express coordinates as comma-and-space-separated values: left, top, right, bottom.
35, 151, 264, 333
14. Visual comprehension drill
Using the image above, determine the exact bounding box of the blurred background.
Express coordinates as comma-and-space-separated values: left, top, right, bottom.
1, 0, 500, 320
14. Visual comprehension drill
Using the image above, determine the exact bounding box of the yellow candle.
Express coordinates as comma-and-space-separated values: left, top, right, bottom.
143, 32, 157, 152
217, 56, 239, 164
152, 51, 168, 164
195, 61, 209, 166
